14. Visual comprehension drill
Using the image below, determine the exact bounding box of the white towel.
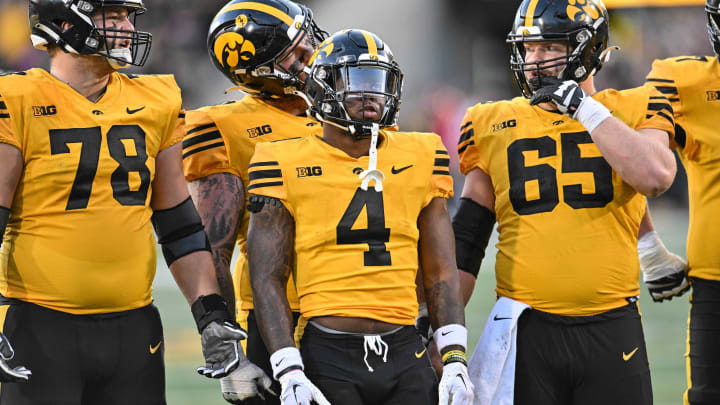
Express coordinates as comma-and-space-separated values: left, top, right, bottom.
469, 297, 530, 405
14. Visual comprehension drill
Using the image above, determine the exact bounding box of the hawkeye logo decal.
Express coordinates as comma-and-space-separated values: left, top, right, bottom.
567, 0, 603, 22
309, 39, 334, 66
235, 14, 248, 28
214, 32, 256, 69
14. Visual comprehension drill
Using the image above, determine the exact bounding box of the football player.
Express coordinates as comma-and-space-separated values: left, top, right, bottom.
183, 0, 326, 403
639, 1, 720, 403
453, 0, 677, 404
247, 30, 474, 405
0, 0, 247, 403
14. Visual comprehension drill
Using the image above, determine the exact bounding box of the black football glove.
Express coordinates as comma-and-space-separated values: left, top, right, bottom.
414, 303, 432, 346
197, 320, 247, 378
529, 78, 586, 117
0, 331, 31, 382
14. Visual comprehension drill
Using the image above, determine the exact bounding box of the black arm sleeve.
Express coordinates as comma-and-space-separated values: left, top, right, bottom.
452, 197, 495, 277
151, 197, 211, 266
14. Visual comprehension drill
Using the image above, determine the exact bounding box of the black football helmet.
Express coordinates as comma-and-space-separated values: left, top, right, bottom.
708, 0, 720, 60
304, 29, 403, 138
207, 0, 326, 97
507, 0, 610, 97
28, 0, 151, 68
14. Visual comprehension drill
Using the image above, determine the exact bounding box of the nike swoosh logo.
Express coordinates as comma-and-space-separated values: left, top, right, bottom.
391, 164, 413, 174
441, 330, 453, 336
493, 315, 512, 321
623, 347, 639, 361
127, 106, 146, 114
275, 358, 284, 368
415, 348, 427, 358
149, 341, 162, 354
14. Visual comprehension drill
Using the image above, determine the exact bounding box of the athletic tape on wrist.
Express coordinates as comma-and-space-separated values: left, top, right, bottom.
270, 347, 304, 380
575, 96, 612, 133
433, 324, 467, 353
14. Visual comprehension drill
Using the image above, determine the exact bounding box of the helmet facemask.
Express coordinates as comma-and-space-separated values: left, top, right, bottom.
707, 0, 720, 60
89, 3, 151, 69
309, 55, 402, 139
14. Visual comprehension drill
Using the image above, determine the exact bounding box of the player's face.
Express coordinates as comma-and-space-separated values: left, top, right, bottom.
91, 6, 134, 50
277, 35, 314, 80
522, 41, 568, 79
337, 67, 389, 122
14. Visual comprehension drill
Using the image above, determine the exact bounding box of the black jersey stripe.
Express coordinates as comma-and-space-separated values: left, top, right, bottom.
182, 130, 222, 149
182, 142, 224, 159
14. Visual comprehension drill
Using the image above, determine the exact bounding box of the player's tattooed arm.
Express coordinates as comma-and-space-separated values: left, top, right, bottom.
418, 197, 466, 332
247, 198, 297, 351
188, 173, 244, 317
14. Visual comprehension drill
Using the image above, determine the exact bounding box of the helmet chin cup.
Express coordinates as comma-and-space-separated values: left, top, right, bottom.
106, 48, 132, 69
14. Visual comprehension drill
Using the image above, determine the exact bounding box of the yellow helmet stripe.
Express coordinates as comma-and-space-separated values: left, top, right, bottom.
525, 0, 540, 27
359, 30, 378, 58
214, 1, 294, 26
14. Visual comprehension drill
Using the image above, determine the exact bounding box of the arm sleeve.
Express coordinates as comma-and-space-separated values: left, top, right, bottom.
182, 109, 239, 181
423, 135, 454, 207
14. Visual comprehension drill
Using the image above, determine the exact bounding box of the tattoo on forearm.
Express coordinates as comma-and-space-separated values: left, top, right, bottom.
248, 202, 296, 351
189, 173, 244, 316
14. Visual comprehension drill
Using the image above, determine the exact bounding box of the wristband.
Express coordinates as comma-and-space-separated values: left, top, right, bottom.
191, 294, 233, 333
270, 347, 304, 380
441, 350, 467, 363
433, 324, 468, 353
574, 95, 612, 133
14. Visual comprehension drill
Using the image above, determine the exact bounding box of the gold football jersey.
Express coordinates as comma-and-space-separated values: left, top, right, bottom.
247, 131, 453, 325
0, 68, 183, 314
459, 86, 675, 316
183, 96, 322, 312
645, 56, 720, 282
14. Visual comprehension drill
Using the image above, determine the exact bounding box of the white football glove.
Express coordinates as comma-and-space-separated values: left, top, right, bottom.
0, 331, 31, 382
197, 321, 247, 378
438, 362, 474, 405
220, 359, 274, 403
278, 369, 331, 405
639, 230, 690, 302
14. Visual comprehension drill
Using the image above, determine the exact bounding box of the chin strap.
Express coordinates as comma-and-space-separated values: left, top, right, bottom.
106, 48, 132, 70
358, 123, 384, 192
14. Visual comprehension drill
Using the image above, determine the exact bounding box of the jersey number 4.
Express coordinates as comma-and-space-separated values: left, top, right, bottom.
336, 187, 392, 266
507, 131, 613, 215
50, 125, 150, 210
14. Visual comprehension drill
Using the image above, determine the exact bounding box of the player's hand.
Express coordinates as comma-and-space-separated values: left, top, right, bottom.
639, 230, 690, 302
197, 320, 247, 378
415, 304, 432, 346
220, 359, 275, 403
0, 332, 31, 382
278, 369, 331, 405
529, 78, 585, 117
438, 362, 474, 405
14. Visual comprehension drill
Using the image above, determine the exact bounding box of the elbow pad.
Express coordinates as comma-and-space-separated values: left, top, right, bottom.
452, 197, 495, 277
151, 197, 211, 266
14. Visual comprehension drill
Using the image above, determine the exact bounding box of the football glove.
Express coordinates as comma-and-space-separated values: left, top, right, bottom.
530, 78, 611, 133
639, 230, 690, 302
438, 362, 474, 405
220, 359, 275, 403
0, 331, 31, 382
197, 320, 248, 378
278, 369, 331, 405
414, 303, 432, 346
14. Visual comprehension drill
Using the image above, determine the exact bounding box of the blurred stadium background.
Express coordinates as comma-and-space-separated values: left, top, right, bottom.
0, 0, 709, 403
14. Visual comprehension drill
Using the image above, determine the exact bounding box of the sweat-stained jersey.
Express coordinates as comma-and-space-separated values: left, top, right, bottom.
458, 86, 675, 316
0, 68, 183, 314
183, 96, 322, 312
247, 131, 453, 325
645, 56, 720, 282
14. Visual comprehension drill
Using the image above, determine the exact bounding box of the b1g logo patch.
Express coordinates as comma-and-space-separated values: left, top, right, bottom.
296, 166, 322, 178
247, 124, 272, 138
707, 90, 720, 102
492, 119, 516, 132
32, 105, 56, 117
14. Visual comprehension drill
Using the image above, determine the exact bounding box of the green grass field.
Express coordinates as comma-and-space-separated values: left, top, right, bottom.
155, 205, 690, 404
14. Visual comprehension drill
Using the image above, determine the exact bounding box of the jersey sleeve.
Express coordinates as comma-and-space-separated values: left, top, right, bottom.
635, 87, 676, 141
247, 143, 290, 209
0, 93, 20, 149
424, 135, 453, 207
644, 59, 682, 117
457, 108, 488, 175
182, 109, 239, 182
157, 75, 184, 151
